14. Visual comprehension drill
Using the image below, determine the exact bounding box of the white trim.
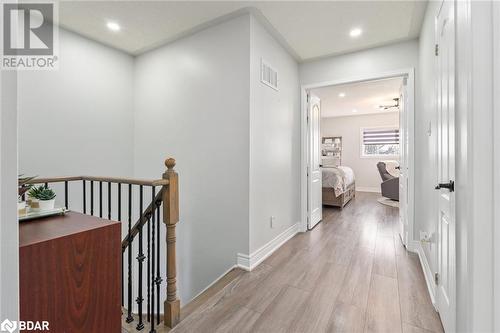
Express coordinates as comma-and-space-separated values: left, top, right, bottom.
412, 240, 437, 309
493, 2, 500, 330
0, 70, 19, 323
356, 187, 380, 193
300, 68, 415, 244
237, 223, 299, 271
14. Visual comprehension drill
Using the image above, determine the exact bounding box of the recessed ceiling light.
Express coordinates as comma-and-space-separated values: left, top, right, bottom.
352, 109, 358, 113
106, 21, 121, 32
338, 92, 346, 98
349, 28, 362, 38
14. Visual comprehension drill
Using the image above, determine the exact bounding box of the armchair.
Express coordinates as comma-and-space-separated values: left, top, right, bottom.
377, 162, 399, 201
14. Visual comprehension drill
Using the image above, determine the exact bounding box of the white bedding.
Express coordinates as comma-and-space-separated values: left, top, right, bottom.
322, 166, 355, 197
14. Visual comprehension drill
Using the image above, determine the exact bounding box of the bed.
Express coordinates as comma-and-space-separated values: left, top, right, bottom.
322, 166, 356, 209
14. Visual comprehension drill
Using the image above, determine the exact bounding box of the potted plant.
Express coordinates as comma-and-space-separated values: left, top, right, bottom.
28, 186, 56, 211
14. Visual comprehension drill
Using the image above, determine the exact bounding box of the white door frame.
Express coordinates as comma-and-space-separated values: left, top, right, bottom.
300, 68, 415, 251
492, 1, 500, 330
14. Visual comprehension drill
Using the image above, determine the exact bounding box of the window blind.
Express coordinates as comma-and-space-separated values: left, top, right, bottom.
362, 128, 399, 145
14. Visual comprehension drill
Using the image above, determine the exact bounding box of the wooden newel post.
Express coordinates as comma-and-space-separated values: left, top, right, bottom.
162, 157, 180, 328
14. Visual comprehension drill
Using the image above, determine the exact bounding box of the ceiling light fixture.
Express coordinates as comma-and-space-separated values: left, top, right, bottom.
349, 28, 362, 38
107, 21, 121, 32
352, 109, 358, 113
338, 92, 346, 98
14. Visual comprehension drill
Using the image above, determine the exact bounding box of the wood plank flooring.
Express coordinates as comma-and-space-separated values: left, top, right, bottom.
125, 192, 444, 333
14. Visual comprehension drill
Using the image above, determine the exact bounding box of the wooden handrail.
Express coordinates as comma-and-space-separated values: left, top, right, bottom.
25, 176, 82, 183
26, 175, 168, 187
121, 188, 163, 252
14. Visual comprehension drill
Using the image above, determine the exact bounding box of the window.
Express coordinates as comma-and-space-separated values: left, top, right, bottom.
361, 127, 400, 157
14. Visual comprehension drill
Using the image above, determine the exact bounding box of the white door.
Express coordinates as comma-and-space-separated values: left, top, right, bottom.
398, 79, 409, 246
308, 94, 322, 229
436, 1, 456, 331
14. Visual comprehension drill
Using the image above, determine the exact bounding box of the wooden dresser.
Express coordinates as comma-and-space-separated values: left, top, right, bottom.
19, 212, 121, 332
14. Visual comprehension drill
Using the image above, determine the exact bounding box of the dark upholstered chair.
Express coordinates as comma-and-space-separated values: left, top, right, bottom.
377, 162, 399, 201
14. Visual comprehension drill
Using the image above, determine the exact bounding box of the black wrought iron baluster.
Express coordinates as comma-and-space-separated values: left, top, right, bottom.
108, 182, 111, 220
119, 183, 123, 307
99, 181, 103, 218
82, 180, 86, 214
147, 188, 151, 323
64, 181, 68, 209
136, 185, 145, 330
90, 181, 94, 215
150, 187, 156, 333
155, 198, 162, 325
126, 184, 133, 324
121, 252, 124, 307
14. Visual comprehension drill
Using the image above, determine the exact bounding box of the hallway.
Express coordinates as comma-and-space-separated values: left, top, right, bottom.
166, 192, 443, 332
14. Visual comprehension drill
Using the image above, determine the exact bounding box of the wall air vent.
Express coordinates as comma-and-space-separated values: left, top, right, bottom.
260, 59, 278, 91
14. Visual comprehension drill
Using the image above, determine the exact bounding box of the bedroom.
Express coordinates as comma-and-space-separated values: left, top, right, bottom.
308, 76, 406, 225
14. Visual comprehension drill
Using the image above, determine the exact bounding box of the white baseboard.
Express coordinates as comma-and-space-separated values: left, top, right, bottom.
237, 223, 299, 271
411, 240, 437, 309
356, 186, 381, 193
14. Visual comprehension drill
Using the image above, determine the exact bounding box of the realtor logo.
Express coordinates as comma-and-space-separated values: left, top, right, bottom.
0, 319, 16, 333
1, 1, 59, 70
3, 3, 53, 55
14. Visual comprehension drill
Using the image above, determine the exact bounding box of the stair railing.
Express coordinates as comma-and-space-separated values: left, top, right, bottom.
25, 157, 181, 331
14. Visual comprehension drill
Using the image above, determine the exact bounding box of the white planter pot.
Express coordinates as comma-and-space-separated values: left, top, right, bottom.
39, 199, 55, 211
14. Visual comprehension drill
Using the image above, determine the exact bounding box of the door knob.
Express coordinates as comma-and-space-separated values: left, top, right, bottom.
395, 166, 401, 170
435, 180, 454, 192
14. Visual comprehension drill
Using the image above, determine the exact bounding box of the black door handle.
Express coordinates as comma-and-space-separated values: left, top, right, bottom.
435, 180, 454, 192
395, 166, 401, 170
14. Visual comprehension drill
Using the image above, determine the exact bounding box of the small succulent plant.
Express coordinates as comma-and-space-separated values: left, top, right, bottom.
27, 186, 43, 199
28, 186, 56, 201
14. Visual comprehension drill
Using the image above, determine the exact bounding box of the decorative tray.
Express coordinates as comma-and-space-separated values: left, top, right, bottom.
19, 207, 67, 222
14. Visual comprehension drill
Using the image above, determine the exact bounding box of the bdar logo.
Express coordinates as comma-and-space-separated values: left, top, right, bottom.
0, 319, 17, 333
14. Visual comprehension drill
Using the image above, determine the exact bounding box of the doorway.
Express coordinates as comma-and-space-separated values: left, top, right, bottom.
300, 68, 415, 250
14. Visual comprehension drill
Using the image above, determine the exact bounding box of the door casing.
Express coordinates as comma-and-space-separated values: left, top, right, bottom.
300, 69, 415, 246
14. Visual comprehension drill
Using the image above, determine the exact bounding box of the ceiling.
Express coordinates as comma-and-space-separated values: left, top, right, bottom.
56, 1, 427, 61
311, 77, 404, 118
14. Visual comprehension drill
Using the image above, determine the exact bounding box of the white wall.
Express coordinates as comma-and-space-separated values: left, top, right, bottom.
321, 113, 399, 192
133, 15, 251, 303
416, 0, 440, 290
248, 16, 300, 253
300, 40, 419, 86
0, 70, 19, 323
18, 29, 135, 181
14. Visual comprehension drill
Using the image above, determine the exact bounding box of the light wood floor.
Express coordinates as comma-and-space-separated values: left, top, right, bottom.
125, 192, 444, 333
